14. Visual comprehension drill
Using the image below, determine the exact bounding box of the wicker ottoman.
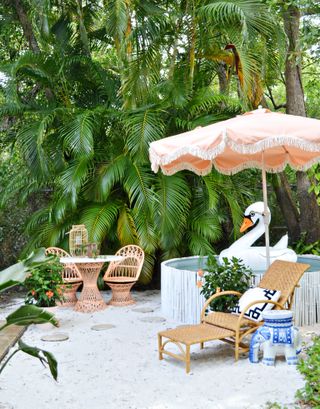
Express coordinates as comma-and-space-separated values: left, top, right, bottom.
158, 324, 234, 373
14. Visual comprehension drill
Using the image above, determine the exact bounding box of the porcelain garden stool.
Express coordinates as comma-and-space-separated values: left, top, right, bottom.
249, 310, 301, 366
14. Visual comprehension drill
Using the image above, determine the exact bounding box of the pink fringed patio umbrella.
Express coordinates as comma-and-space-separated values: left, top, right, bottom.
149, 108, 320, 267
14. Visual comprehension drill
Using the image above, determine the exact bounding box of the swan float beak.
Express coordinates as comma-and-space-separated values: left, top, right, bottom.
240, 216, 253, 233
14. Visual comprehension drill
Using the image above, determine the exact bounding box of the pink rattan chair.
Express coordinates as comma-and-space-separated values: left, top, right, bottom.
45, 247, 82, 307
103, 245, 144, 306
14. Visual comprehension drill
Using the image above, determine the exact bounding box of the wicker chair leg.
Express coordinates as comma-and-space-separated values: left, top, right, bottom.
58, 283, 81, 307
107, 282, 136, 306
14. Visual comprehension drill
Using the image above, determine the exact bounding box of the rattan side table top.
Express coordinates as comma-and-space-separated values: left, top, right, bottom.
159, 324, 234, 345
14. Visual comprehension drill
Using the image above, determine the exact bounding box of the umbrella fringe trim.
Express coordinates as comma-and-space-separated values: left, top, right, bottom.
227, 135, 320, 154
149, 134, 320, 174
152, 156, 320, 176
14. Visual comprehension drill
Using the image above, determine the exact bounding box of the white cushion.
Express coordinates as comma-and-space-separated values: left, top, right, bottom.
232, 287, 281, 322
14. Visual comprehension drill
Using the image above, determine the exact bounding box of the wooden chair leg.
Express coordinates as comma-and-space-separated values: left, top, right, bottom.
185, 345, 191, 374
158, 334, 163, 360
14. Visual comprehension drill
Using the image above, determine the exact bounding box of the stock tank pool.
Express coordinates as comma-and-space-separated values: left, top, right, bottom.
161, 255, 320, 326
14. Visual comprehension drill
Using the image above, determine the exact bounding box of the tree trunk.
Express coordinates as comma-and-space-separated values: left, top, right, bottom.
282, 5, 320, 243
11, 0, 40, 53
271, 174, 300, 242
217, 62, 228, 94
10, 0, 54, 101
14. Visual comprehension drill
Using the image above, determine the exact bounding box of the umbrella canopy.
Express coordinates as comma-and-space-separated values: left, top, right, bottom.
150, 108, 320, 176
149, 108, 320, 268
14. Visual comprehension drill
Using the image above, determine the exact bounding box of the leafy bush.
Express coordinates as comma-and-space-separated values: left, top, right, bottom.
24, 258, 64, 307
199, 256, 254, 312
296, 336, 320, 407
293, 232, 320, 255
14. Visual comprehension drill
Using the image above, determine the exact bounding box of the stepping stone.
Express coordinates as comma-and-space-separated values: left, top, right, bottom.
91, 324, 116, 331
41, 333, 69, 342
139, 316, 166, 323
132, 307, 154, 313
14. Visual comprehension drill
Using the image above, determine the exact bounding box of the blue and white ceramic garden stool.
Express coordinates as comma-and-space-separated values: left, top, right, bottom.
249, 310, 301, 366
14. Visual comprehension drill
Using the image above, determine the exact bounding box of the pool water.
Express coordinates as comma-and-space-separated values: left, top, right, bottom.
165, 255, 320, 274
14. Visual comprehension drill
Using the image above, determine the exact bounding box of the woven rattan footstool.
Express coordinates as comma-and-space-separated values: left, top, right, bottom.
158, 324, 234, 373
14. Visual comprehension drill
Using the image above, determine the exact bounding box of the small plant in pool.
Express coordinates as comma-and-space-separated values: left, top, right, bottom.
199, 256, 254, 312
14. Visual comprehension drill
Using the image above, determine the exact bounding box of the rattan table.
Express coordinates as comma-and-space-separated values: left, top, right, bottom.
158, 324, 234, 373
60, 256, 123, 313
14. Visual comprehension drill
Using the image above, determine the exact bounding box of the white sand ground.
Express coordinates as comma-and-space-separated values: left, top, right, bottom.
0, 291, 319, 409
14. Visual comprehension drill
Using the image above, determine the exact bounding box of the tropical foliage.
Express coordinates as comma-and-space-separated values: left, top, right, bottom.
0, 1, 319, 282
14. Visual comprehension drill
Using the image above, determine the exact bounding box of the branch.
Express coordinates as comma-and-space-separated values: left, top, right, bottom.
265, 85, 286, 110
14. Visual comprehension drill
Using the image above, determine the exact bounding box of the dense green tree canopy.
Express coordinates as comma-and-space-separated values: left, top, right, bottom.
0, 0, 319, 282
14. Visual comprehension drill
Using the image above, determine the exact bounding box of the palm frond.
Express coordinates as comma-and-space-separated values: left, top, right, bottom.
123, 108, 165, 161
80, 199, 121, 244
61, 110, 96, 158
89, 154, 129, 202
138, 252, 155, 285
155, 173, 191, 250
117, 205, 138, 246
199, 1, 275, 37
58, 159, 92, 207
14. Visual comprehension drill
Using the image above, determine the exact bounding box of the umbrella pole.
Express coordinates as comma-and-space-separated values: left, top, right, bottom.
262, 152, 270, 268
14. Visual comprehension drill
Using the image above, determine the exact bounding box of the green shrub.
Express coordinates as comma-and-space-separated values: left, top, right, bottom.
24, 258, 64, 307
296, 336, 320, 407
200, 256, 254, 312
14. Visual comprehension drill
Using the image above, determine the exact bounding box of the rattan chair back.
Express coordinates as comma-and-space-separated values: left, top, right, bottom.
45, 247, 82, 282
258, 259, 309, 309
104, 245, 144, 282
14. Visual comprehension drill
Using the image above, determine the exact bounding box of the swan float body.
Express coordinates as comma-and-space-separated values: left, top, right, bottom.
219, 202, 297, 271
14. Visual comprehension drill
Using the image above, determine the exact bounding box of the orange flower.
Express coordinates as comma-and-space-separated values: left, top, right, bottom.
46, 290, 54, 299
57, 288, 63, 295
31, 290, 36, 296
196, 280, 203, 288
197, 269, 204, 277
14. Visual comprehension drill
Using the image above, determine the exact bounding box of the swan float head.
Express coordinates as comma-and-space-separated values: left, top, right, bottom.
240, 202, 270, 233
219, 201, 297, 271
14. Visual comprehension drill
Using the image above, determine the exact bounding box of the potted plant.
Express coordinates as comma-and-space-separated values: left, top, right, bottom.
199, 256, 254, 312
24, 257, 65, 308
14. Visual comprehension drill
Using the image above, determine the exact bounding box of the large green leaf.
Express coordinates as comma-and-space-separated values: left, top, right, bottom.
0, 248, 48, 292
18, 340, 58, 381
0, 305, 58, 330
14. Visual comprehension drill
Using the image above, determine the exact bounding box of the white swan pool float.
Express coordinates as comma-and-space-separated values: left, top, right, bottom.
219, 202, 297, 271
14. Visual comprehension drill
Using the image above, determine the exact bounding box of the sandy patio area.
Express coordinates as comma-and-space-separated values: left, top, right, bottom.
0, 291, 318, 409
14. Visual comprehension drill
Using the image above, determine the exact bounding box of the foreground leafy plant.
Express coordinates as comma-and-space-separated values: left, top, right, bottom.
296, 336, 320, 407
0, 249, 59, 380
0, 306, 58, 380
200, 256, 253, 312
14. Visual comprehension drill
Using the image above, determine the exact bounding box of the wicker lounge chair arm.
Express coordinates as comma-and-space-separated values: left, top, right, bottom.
236, 299, 285, 327
200, 290, 242, 320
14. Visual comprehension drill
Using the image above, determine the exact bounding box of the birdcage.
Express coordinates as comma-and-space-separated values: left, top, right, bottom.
69, 225, 88, 256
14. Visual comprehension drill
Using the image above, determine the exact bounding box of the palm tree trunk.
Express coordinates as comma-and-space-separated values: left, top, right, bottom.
282, 4, 320, 243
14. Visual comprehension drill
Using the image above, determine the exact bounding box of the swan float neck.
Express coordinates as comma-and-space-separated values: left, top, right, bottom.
219, 202, 297, 270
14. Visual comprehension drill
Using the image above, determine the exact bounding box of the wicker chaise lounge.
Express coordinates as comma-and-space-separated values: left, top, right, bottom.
158, 260, 310, 372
